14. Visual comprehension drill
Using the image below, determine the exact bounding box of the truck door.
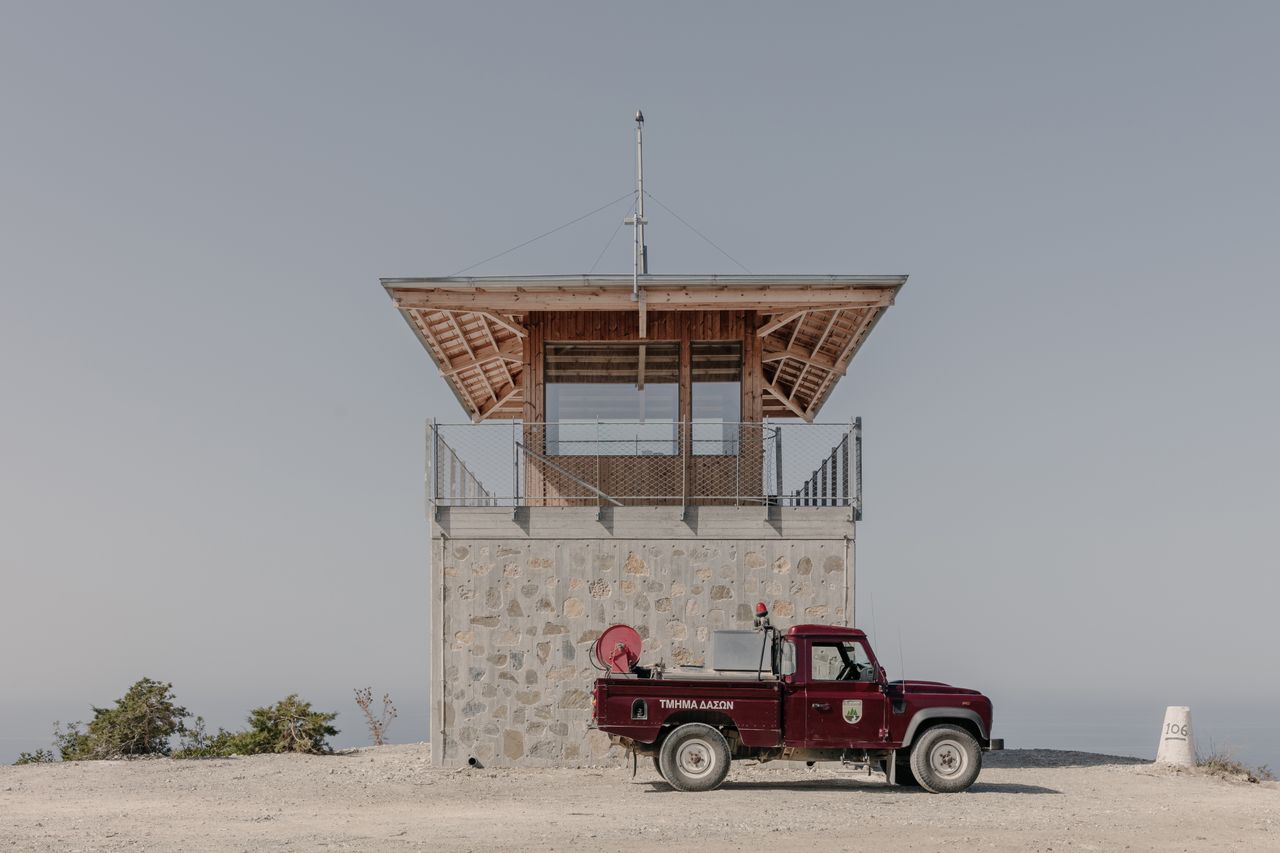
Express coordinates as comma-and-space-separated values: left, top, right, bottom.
801, 638, 886, 750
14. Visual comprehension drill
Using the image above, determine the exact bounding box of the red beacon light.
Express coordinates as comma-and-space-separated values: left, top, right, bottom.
753, 601, 771, 630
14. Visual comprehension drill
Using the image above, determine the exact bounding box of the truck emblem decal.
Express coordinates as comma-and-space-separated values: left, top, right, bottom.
657, 699, 735, 711
842, 700, 863, 724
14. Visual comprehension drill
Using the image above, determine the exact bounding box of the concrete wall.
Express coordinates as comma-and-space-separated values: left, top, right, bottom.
430, 506, 855, 767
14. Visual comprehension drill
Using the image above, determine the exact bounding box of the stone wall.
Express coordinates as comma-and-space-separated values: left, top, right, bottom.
430, 506, 854, 767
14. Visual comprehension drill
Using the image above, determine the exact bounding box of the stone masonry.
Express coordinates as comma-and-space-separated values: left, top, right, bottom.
430, 506, 854, 767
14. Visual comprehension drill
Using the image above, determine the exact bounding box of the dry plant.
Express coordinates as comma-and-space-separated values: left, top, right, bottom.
1198, 745, 1275, 784
354, 687, 398, 746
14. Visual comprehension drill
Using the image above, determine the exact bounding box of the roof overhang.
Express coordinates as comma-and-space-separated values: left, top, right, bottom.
383, 274, 906, 422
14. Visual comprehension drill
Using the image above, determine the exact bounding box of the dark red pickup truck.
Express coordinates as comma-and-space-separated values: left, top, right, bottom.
591, 619, 1002, 793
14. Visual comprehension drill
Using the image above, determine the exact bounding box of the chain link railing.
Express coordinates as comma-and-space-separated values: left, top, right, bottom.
427, 420, 862, 515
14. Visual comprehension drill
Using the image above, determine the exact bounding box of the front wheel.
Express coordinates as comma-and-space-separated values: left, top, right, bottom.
908, 725, 982, 793
658, 723, 732, 792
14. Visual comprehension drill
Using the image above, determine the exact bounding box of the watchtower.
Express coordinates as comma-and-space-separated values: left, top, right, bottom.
383, 116, 906, 765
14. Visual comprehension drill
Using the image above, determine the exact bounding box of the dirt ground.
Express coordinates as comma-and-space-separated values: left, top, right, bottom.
2, 745, 1277, 852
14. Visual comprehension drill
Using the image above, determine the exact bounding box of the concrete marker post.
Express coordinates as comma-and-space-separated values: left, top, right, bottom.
1155, 705, 1196, 767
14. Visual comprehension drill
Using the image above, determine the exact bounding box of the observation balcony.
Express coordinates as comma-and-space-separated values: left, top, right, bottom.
427, 420, 862, 516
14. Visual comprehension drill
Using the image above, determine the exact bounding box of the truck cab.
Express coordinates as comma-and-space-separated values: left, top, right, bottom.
778, 625, 892, 749
592, 617, 1002, 793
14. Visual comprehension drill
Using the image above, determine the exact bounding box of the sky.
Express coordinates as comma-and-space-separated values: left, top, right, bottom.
2, 2, 1278, 767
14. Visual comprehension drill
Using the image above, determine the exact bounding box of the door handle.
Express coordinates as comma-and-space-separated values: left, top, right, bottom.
811, 703, 830, 711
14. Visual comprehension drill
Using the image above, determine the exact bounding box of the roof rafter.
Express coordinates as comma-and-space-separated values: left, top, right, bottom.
789, 310, 841, 401
761, 343, 841, 372
474, 383, 519, 422
472, 310, 527, 338
476, 313, 518, 392
764, 380, 813, 422
444, 311, 496, 403
805, 307, 883, 418
757, 309, 809, 338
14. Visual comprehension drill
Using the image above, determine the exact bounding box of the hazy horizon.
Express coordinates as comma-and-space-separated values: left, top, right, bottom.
3, 2, 1278, 768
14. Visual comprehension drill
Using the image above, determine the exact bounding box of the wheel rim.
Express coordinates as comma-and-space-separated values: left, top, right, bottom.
675, 737, 716, 779
928, 738, 969, 779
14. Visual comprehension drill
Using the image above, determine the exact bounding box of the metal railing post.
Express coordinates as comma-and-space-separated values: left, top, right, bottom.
820, 453, 828, 507
840, 432, 850, 508
854, 417, 863, 520
681, 420, 688, 519
427, 418, 439, 519
734, 423, 741, 506
774, 424, 783, 506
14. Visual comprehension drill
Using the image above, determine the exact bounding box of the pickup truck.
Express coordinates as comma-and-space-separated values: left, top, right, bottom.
591, 615, 1002, 793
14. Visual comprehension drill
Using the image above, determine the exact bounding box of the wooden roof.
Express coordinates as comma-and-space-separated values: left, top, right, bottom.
383, 275, 906, 422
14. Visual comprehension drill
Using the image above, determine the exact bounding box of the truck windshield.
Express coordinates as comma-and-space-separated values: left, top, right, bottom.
810, 640, 875, 682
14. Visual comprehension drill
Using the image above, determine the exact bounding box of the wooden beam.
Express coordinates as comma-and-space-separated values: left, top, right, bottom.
638, 289, 647, 339
761, 344, 841, 372
764, 381, 813, 422
789, 310, 840, 401
438, 342, 522, 377
445, 311, 497, 403
474, 383, 520, 422
757, 309, 809, 338
414, 311, 481, 415
475, 313, 518, 392
393, 287, 895, 313
470, 310, 527, 338
785, 310, 806, 350
805, 308, 882, 418
829, 308, 879, 377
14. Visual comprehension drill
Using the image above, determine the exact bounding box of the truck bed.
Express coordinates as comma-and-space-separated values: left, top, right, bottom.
594, 675, 783, 748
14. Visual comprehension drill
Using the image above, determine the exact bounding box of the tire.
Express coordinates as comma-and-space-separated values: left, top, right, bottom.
908, 725, 982, 794
658, 723, 732, 792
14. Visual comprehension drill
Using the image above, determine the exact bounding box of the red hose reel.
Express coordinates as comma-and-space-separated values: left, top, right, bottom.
593, 624, 643, 673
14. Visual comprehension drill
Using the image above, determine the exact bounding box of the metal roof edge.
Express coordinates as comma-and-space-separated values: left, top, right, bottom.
381, 274, 908, 290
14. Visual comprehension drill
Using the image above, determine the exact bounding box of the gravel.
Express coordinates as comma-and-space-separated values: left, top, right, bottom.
2, 744, 1276, 851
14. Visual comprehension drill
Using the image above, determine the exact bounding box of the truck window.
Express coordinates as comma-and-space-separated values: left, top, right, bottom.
778, 639, 796, 676
810, 640, 875, 682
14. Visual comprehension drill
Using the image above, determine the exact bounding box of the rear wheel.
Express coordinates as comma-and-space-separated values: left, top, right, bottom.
658, 723, 732, 792
908, 725, 982, 793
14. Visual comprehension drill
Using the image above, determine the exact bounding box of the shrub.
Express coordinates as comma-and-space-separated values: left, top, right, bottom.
56, 678, 190, 760
175, 695, 337, 757
1199, 749, 1248, 776
173, 717, 243, 758
354, 687, 397, 746
1199, 747, 1276, 783
13, 749, 56, 765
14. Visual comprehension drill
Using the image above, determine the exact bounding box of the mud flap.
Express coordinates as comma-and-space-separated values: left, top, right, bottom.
887, 750, 897, 785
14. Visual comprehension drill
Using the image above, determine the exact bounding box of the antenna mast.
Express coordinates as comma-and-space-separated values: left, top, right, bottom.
626, 110, 648, 303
